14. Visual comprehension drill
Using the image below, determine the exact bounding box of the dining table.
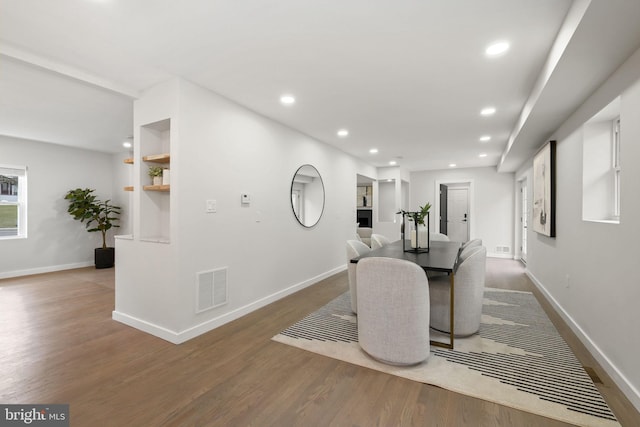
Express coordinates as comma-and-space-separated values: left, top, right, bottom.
350, 239, 462, 349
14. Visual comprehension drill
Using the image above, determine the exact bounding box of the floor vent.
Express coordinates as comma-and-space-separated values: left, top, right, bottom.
196, 267, 228, 313
583, 366, 603, 384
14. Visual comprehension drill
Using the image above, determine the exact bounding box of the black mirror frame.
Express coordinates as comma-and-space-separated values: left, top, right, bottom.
290, 164, 325, 228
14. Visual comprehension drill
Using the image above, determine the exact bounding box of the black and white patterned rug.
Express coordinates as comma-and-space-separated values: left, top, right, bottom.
272, 289, 619, 427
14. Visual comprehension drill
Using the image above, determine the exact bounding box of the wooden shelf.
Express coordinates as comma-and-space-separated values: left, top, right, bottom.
124, 186, 134, 192
143, 185, 170, 192
124, 158, 134, 164
142, 153, 170, 163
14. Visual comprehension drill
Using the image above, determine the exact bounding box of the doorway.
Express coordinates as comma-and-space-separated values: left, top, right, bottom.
447, 186, 470, 242
519, 178, 528, 263
435, 180, 473, 243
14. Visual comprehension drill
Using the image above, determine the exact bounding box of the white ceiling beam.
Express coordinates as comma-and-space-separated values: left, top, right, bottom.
497, 0, 591, 172
0, 42, 139, 99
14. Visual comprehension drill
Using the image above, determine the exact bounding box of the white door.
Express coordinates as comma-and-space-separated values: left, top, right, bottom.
520, 179, 528, 263
447, 187, 469, 242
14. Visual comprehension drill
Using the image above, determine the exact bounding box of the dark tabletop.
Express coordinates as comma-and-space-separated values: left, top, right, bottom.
351, 240, 461, 273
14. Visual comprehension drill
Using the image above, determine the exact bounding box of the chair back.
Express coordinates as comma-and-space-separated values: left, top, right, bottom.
346, 240, 371, 313
370, 234, 391, 250
461, 238, 482, 250
430, 232, 450, 242
430, 245, 486, 336
357, 257, 430, 365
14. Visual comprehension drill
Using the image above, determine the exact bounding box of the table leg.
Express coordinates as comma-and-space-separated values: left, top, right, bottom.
430, 272, 455, 350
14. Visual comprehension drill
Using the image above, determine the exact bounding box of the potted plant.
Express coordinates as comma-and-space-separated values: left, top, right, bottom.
148, 166, 163, 185
64, 188, 121, 269
398, 203, 431, 249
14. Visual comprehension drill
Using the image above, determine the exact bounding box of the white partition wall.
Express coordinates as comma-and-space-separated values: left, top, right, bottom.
114, 78, 376, 343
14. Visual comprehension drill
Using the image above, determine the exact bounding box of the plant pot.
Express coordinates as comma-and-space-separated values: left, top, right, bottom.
152, 176, 162, 186
410, 225, 429, 248
95, 247, 115, 269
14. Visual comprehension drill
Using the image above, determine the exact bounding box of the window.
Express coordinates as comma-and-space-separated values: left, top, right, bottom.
581, 97, 620, 224
0, 165, 27, 239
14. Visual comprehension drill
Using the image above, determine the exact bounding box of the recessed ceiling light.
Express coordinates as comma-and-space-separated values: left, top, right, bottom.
337, 129, 349, 137
369, 148, 379, 154
479, 135, 491, 142
479, 153, 488, 158
485, 41, 510, 57
480, 107, 496, 116
122, 141, 132, 148
389, 160, 397, 166
449, 163, 457, 168
280, 94, 295, 105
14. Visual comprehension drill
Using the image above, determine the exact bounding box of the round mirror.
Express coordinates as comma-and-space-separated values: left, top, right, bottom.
290, 164, 325, 227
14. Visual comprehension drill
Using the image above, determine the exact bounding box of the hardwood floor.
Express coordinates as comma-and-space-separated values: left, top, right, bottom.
1, 260, 638, 426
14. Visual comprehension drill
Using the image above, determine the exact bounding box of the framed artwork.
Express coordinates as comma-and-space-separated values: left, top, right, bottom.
532, 140, 556, 237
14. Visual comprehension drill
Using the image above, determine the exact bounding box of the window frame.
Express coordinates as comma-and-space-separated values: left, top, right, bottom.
612, 117, 621, 220
0, 165, 28, 240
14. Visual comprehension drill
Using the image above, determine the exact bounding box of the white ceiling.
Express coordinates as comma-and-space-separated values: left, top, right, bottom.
1, 0, 640, 172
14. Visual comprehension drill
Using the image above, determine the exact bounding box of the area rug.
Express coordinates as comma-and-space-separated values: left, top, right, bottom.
272, 289, 619, 427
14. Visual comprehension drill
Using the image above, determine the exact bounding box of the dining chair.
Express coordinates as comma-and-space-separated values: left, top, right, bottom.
346, 240, 371, 314
356, 227, 372, 247
357, 257, 430, 365
430, 232, 450, 242
429, 245, 486, 337
461, 238, 482, 250
370, 233, 392, 249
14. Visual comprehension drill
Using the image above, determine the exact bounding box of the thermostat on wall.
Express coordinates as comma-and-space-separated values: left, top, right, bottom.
241, 194, 251, 205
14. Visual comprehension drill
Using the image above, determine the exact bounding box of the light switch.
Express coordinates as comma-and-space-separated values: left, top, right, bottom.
206, 199, 217, 213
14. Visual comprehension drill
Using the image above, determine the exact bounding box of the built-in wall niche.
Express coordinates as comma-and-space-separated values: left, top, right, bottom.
378, 179, 396, 222
140, 118, 171, 242
357, 185, 372, 208
582, 97, 620, 224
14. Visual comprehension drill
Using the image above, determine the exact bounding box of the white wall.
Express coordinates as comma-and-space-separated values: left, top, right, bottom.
0, 136, 117, 278
175, 79, 376, 332
520, 47, 640, 410
410, 167, 515, 257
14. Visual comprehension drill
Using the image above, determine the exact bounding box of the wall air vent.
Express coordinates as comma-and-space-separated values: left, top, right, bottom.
196, 267, 228, 313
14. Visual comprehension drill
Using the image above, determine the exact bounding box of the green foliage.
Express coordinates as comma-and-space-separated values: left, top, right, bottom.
0, 205, 18, 228
148, 166, 163, 177
397, 202, 431, 225
64, 188, 121, 249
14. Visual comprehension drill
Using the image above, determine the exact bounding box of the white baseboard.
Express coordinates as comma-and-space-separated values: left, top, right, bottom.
526, 269, 640, 413
112, 310, 180, 343
488, 252, 514, 259
0, 261, 94, 279
112, 264, 347, 345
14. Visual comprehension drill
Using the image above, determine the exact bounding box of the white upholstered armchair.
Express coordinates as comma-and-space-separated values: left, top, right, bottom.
356, 227, 373, 247
346, 240, 371, 314
370, 233, 392, 250
430, 232, 450, 242
356, 257, 430, 365
429, 245, 486, 337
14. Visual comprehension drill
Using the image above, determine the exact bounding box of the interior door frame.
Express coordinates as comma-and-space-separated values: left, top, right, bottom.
434, 179, 475, 239
517, 177, 528, 263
